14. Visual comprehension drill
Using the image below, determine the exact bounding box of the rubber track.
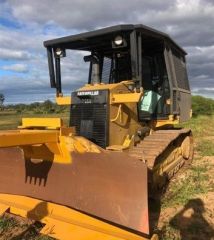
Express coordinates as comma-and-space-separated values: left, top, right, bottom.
128, 128, 191, 169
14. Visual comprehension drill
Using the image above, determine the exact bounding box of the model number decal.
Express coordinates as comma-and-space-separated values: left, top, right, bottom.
77, 91, 99, 96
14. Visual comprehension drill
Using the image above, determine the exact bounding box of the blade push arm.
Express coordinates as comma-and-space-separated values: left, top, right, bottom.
0, 118, 100, 163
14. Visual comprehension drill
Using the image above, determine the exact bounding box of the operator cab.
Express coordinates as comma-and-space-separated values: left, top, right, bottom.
44, 24, 191, 123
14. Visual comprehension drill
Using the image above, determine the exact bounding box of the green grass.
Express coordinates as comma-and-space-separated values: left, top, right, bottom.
160, 114, 214, 239
197, 140, 214, 156
179, 115, 214, 138
0, 105, 213, 239
0, 111, 69, 130
159, 163, 213, 240
162, 163, 210, 208
0, 110, 63, 239
159, 223, 180, 240
0, 216, 18, 233
0, 215, 54, 239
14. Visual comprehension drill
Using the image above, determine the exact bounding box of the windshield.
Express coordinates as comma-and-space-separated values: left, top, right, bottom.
60, 50, 90, 89
88, 50, 132, 84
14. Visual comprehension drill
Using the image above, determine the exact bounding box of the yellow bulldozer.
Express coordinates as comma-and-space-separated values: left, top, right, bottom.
0, 24, 193, 240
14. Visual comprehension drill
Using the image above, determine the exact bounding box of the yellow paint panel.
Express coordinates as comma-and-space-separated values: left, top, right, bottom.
0, 194, 151, 240
56, 96, 71, 105
20, 118, 63, 129
0, 203, 9, 215
79, 82, 118, 91
152, 119, 179, 128
0, 130, 58, 147
111, 93, 142, 104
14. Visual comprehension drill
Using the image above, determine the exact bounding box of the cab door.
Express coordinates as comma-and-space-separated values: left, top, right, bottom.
138, 51, 170, 121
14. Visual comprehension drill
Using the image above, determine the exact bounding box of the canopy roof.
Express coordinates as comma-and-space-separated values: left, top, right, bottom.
44, 24, 186, 54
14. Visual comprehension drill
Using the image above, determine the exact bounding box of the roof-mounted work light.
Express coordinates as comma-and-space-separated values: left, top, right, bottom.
55, 48, 66, 58
112, 35, 127, 48
114, 36, 123, 46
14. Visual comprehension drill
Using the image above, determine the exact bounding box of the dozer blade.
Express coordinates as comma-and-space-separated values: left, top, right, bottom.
0, 147, 149, 236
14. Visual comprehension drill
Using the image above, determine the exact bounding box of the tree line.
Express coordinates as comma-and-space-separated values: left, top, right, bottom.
0, 94, 4, 109
2, 98, 69, 114
192, 95, 214, 116
0, 93, 214, 116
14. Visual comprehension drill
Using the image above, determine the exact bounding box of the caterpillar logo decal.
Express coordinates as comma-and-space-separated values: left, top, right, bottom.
77, 91, 99, 96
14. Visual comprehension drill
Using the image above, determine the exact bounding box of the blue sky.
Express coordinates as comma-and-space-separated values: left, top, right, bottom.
0, 0, 214, 104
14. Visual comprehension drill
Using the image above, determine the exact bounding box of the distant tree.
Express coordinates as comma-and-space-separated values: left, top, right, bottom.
192, 95, 214, 116
0, 93, 5, 109
42, 100, 55, 113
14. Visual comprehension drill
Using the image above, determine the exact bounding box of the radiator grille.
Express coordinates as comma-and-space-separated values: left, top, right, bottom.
70, 103, 108, 148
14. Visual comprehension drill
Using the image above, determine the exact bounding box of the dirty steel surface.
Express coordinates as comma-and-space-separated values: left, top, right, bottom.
128, 129, 192, 169
0, 147, 149, 235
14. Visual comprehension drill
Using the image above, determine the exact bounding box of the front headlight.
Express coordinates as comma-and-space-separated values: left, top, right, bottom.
114, 35, 123, 46
55, 48, 63, 56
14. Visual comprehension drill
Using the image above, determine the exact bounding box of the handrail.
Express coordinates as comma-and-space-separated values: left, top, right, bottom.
110, 104, 122, 123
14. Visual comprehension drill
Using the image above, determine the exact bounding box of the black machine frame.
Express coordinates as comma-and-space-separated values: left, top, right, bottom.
44, 24, 191, 122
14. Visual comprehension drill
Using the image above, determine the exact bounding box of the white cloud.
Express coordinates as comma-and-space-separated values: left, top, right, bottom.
1, 63, 28, 73
0, 48, 31, 60
7, 0, 173, 29
0, 0, 213, 101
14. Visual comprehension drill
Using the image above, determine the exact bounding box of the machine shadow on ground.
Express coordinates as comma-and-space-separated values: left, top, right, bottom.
10, 202, 50, 240
160, 198, 214, 240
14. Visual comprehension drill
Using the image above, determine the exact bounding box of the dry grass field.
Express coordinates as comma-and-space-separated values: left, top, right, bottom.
0, 111, 69, 130
157, 115, 214, 240
0, 111, 213, 239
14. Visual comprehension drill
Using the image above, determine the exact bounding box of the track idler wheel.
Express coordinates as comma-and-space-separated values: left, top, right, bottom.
181, 133, 194, 164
